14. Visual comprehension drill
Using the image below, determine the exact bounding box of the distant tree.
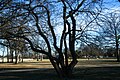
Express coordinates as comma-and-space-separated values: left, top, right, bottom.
81, 43, 102, 58
97, 12, 120, 61
105, 47, 116, 57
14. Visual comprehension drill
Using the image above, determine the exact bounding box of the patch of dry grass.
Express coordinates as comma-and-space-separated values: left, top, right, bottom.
0, 59, 53, 69
76, 59, 120, 68
0, 59, 120, 80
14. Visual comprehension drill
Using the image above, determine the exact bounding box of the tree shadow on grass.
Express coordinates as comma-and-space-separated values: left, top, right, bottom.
0, 66, 120, 80
0, 68, 59, 80
74, 66, 120, 80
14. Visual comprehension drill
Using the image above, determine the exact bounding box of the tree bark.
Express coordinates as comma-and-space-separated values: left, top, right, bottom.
2, 50, 5, 63
7, 47, 10, 63
15, 55, 18, 64
115, 29, 120, 62
116, 42, 119, 62
49, 57, 63, 78
10, 49, 14, 63
15, 51, 19, 64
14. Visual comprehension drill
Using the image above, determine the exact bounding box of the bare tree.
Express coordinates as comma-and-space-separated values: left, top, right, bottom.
97, 11, 120, 61
0, 0, 102, 78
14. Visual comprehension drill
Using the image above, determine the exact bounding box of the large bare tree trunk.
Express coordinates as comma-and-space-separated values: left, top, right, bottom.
10, 49, 14, 63
49, 57, 63, 78
7, 47, 10, 63
115, 30, 120, 62
2, 50, 5, 63
116, 43, 119, 62
21, 52, 24, 63
15, 51, 19, 64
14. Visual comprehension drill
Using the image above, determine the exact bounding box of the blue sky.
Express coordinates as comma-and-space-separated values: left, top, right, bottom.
103, 0, 120, 9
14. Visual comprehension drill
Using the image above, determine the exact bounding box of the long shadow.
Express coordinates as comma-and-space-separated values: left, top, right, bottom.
0, 68, 58, 80
74, 66, 120, 80
0, 66, 120, 80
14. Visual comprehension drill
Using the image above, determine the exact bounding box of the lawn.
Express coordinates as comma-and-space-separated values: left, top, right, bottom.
0, 59, 120, 80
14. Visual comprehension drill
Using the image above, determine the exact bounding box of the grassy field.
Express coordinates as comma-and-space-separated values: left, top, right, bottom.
0, 59, 53, 68
0, 59, 120, 80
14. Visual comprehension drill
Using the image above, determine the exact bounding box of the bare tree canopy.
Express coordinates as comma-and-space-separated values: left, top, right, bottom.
1, 0, 120, 79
